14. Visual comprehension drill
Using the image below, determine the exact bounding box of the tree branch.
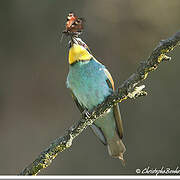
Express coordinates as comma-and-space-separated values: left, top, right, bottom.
20, 31, 180, 175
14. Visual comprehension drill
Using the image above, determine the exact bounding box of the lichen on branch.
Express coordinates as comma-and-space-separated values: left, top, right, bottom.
20, 31, 180, 175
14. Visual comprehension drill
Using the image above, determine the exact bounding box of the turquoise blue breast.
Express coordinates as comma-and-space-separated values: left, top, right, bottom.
67, 58, 113, 110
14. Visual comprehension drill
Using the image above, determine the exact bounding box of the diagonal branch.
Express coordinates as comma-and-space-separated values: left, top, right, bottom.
20, 31, 180, 175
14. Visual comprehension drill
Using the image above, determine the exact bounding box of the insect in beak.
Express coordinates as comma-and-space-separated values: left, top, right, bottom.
62, 12, 84, 37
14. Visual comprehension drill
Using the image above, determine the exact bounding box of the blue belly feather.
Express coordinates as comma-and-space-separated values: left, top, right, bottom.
67, 58, 113, 110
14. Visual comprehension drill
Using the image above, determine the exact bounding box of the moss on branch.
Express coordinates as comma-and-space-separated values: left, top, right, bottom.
20, 31, 180, 175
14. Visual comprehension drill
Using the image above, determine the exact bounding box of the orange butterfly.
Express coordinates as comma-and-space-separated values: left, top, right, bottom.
63, 12, 84, 35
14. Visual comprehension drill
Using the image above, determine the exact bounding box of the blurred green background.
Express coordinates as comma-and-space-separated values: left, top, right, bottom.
0, 0, 180, 175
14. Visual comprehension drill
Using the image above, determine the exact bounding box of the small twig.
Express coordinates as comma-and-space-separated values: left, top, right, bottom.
20, 31, 180, 175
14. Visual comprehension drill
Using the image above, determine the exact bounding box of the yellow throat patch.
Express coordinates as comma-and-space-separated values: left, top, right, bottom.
68, 44, 92, 64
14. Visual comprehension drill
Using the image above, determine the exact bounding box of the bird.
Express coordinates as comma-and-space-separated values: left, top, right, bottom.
66, 37, 126, 161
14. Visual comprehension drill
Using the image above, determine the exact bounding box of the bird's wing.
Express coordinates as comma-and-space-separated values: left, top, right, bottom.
69, 89, 85, 113
113, 103, 123, 139
103, 68, 115, 90
104, 68, 124, 139
90, 124, 107, 145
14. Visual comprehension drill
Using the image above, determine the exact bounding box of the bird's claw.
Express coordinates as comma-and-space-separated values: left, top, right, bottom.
82, 110, 91, 120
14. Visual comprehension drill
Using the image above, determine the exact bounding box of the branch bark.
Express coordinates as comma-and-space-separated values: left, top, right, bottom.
20, 31, 180, 175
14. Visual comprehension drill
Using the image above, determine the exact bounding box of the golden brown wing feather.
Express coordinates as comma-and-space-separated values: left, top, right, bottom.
104, 68, 124, 139
113, 103, 123, 139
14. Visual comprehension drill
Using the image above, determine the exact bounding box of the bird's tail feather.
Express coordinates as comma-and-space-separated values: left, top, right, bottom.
107, 132, 126, 163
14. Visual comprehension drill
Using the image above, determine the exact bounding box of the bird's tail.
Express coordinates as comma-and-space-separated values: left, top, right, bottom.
107, 132, 126, 163
91, 106, 126, 163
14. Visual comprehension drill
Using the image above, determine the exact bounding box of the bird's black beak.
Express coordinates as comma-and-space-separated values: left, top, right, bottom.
68, 36, 78, 49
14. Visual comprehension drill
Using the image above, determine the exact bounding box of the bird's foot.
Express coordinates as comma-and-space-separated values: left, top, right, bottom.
82, 109, 91, 120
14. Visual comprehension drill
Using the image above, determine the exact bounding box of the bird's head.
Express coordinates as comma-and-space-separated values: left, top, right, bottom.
68, 37, 92, 65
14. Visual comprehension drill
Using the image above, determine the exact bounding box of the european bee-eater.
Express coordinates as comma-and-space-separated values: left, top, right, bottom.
66, 37, 126, 161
